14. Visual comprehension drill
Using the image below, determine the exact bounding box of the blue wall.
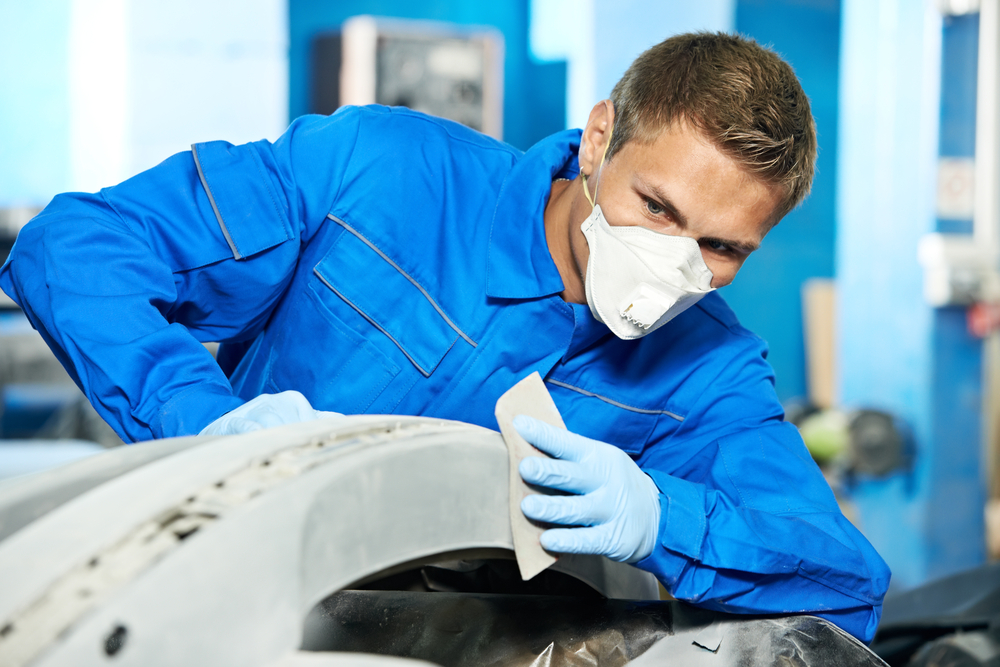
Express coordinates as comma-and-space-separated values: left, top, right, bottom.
838, 0, 986, 588
0, 0, 71, 207
288, 0, 566, 151
723, 0, 841, 403
838, 0, 937, 590
593, 1, 735, 98
927, 13, 986, 582
939, 14, 979, 236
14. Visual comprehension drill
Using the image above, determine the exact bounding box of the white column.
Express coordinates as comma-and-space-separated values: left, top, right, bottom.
530, 0, 595, 130
68, 0, 129, 193
67, 0, 289, 193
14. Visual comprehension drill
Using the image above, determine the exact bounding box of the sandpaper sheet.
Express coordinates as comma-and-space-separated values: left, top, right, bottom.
494, 372, 566, 580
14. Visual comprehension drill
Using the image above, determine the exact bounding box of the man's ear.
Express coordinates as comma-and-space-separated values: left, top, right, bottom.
579, 100, 616, 177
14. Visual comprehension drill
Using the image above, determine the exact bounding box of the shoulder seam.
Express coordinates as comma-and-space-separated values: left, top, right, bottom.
322, 108, 364, 231
100, 189, 140, 238
359, 105, 520, 158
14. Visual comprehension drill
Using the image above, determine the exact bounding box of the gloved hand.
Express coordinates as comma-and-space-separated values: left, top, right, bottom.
199, 391, 342, 436
515, 415, 661, 563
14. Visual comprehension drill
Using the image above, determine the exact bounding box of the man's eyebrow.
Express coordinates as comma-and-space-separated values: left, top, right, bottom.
642, 180, 690, 229
702, 236, 760, 254
640, 178, 760, 254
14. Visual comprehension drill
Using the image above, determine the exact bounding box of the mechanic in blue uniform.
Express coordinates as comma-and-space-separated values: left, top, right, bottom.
0, 33, 890, 641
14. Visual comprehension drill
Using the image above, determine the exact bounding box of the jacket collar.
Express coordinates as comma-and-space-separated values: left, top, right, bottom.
486, 129, 582, 299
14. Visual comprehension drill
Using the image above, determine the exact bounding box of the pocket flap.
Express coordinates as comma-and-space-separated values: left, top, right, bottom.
192, 140, 293, 260
314, 218, 462, 376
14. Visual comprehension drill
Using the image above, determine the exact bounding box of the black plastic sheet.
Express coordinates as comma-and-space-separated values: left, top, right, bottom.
871, 562, 1000, 666
302, 590, 886, 666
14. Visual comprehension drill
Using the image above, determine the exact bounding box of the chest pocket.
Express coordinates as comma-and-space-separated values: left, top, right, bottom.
312, 216, 465, 378
545, 378, 682, 455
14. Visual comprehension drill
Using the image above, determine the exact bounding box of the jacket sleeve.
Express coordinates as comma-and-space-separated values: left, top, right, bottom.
633, 334, 891, 644
0, 109, 363, 442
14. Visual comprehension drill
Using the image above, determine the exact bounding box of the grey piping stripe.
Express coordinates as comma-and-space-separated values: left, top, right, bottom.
328, 214, 477, 348
191, 144, 241, 260
314, 270, 432, 378
545, 378, 685, 422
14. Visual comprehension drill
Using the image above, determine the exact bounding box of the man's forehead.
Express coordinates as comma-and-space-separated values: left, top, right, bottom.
638, 122, 785, 222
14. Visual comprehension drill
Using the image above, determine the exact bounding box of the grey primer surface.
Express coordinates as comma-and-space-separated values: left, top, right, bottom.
0, 416, 884, 666
0, 417, 655, 667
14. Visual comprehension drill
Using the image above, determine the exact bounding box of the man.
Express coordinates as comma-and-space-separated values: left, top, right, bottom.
0, 33, 889, 641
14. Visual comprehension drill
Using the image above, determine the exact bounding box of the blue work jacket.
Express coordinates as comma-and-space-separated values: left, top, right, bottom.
0, 105, 889, 642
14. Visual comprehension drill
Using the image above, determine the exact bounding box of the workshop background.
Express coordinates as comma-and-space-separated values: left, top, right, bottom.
0, 0, 995, 597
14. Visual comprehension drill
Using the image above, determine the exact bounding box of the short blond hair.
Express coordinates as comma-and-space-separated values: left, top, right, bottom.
609, 32, 817, 221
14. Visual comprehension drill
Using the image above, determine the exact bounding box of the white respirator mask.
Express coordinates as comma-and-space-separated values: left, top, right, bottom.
580, 126, 715, 340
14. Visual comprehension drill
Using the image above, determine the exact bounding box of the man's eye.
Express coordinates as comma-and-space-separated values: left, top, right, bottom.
704, 239, 730, 253
645, 199, 664, 215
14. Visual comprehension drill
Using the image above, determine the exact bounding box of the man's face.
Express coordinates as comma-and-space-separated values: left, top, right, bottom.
573, 120, 782, 289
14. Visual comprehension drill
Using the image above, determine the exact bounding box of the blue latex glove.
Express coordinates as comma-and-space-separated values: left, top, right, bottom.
199, 391, 341, 436
515, 415, 661, 563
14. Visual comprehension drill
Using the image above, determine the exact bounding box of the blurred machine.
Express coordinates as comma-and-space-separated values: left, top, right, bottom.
311, 16, 503, 138
872, 562, 1000, 666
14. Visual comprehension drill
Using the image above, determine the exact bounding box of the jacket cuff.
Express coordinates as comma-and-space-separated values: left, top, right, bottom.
633, 470, 709, 589
152, 384, 245, 439
646, 469, 709, 557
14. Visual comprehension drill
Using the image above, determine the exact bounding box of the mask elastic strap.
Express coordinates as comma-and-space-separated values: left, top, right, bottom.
582, 122, 615, 209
